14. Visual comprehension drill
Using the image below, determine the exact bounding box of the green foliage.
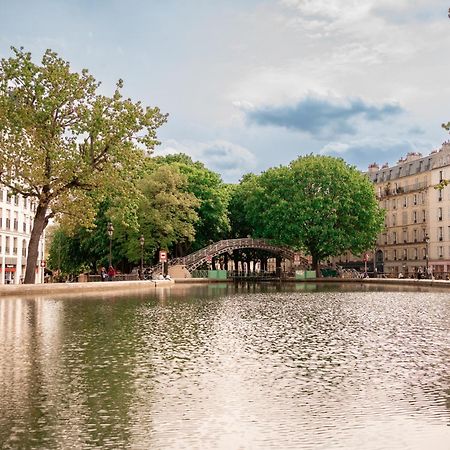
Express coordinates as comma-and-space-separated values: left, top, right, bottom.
47, 165, 200, 273
154, 154, 230, 251
114, 164, 200, 264
228, 173, 260, 238
0, 47, 167, 282
241, 155, 385, 270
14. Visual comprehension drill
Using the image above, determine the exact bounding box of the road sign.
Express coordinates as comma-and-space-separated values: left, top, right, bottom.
159, 251, 167, 263
40, 260, 46, 268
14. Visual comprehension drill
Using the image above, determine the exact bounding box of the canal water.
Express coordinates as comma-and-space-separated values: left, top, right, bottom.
1, 283, 449, 449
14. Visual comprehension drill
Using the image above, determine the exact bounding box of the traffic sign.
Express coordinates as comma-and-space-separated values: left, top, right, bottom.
159, 251, 167, 262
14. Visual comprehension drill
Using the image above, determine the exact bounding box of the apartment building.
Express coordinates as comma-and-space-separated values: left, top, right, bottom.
0, 187, 45, 284
368, 142, 450, 278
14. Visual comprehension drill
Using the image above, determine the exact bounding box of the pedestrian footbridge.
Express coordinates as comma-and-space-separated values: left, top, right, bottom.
166, 238, 308, 274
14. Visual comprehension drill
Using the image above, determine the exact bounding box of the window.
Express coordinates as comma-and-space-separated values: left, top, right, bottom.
13, 237, 17, 255
13, 212, 18, 231
438, 246, 444, 258
422, 210, 426, 222
5, 210, 10, 229
0, 208, 2, 229
393, 231, 397, 244
413, 194, 417, 205
6, 191, 11, 203
439, 170, 443, 182
438, 190, 443, 202
413, 211, 417, 223
392, 214, 396, 226
413, 229, 417, 242
14, 195, 18, 206
438, 227, 443, 241
403, 249, 407, 260
5, 237, 10, 254
22, 240, 27, 257
392, 199, 396, 209
414, 248, 418, 260
394, 249, 397, 260
23, 215, 26, 232
438, 207, 443, 221
403, 197, 407, 208
403, 230, 408, 243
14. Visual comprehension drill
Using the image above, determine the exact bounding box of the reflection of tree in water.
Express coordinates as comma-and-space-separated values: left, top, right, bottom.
56, 295, 150, 448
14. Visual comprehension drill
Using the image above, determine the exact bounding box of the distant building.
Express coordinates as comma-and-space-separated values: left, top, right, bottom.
0, 188, 45, 284
367, 142, 450, 278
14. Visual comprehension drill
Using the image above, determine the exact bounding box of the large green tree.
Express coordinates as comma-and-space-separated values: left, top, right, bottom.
0, 48, 166, 283
154, 154, 230, 252
47, 164, 199, 275
245, 155, 385, 275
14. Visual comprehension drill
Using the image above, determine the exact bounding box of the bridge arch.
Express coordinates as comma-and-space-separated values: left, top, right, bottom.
171, 238, 308, 272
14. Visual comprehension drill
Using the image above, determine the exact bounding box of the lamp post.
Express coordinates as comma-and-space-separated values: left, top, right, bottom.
140, 235, 145, 280
107, 222, 114, 268
424, 233, 430, 278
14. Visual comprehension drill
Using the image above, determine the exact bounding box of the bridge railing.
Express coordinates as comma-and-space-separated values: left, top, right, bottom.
148, 238, 308, 273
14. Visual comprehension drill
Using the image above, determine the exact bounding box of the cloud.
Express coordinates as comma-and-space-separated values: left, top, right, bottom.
242, 96, 403, 138
155, 139, 257, 183
319, 136, 434, 169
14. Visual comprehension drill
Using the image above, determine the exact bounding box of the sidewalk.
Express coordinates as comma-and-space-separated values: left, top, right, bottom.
0, 279, 175, 297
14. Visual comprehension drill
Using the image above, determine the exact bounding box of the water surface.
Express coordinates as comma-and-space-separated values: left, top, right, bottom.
1, 283, 449, 449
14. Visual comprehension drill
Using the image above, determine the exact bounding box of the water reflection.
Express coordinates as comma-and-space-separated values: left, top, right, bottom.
1, 283, 449, 449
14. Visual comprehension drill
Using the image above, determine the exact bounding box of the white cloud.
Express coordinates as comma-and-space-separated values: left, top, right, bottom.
155, 139, 257, 183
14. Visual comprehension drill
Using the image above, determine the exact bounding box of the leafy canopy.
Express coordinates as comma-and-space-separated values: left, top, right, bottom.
241, 155, 385, 268
0, 47, 167, 282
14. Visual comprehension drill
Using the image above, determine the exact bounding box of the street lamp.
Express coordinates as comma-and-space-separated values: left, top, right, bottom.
140, 235, 145, 280
107, 222, 114, 268
424, 233, 430, 278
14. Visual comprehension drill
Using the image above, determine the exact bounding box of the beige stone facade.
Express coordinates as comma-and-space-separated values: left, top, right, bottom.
368, 142, 450, 278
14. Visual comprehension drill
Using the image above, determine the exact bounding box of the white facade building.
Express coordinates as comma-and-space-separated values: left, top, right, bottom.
0, 187, 45, 284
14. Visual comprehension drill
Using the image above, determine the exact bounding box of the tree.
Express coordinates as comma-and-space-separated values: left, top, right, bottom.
47, 165, 199, 275
154, 154, 230, 252
246, 155, 385, 275
228, 173, 260, 238
113, 164, 200, 264
0, 48, 167, 283
435, 122, 450, 190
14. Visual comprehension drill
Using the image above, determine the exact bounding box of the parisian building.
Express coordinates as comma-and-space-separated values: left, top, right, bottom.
367, 141, 450, 278
0, 187, 46, 284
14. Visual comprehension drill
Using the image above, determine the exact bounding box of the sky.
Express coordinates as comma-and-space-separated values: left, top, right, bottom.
0, 0, 449, 182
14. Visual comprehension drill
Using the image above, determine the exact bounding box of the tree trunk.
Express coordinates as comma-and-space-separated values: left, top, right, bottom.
312, 254, 321, 278
24, 205, 48, 284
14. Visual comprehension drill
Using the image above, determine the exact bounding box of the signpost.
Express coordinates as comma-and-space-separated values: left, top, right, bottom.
159, 250, 168, 276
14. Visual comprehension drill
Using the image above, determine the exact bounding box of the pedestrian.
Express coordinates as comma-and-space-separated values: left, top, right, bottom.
108, 265, 115, 281
100, 267, 107, 282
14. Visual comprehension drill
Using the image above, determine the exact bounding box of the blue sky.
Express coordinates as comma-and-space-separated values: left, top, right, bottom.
1, 0, 449, 182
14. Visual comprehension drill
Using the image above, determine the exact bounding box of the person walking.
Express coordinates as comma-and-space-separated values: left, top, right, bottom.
100, 267, 107, 281
107, 266, 116, 281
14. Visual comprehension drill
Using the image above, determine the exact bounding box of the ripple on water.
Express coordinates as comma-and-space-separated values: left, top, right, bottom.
0, 286, 449, 449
